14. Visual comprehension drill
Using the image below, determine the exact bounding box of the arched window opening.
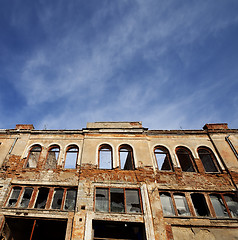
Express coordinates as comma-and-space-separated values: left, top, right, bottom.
99, 145, 112, 169
65, 145, 79, 169
26, 145, 42, 168
198, 147, 219, 173
154, 146, 173, 171
176, 147, 196, 172
45, 145, 60, 169
119, 145, 135, 170
191, 193, 210, 216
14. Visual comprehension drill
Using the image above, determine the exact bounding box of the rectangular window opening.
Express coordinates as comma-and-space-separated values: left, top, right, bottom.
1, 217, 67, 240
64, 189, 77, 211
93, 220, 147, 240
191, 193, 210, 217
34, 188, 50, 209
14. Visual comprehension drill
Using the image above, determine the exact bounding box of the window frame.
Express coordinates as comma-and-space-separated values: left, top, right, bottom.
98, 144, 113, 169
45, 145, 60, 169
159, 190, 238, 219
159, 191, 191, 217
209, 192, 238, 218
64, 145, 79, 169
119, 144, 135, 170
197, 147, 220, 173
176, 147, 197, 172
154, 146, 173, 171
94, 187, 143, 214
25, 145, 42, 168
4, 185, 77, 211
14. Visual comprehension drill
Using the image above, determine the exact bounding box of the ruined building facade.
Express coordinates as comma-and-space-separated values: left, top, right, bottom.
0, 122, 237, 240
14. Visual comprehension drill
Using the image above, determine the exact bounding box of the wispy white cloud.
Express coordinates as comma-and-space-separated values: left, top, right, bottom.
1, 0, 238, 130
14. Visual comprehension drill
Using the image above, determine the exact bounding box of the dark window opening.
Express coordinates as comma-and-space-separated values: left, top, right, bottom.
5, 186, 76, 211
154, 147, 173, 171
19, 187, 33, 208
26, 145, 41, 168
191, 193, 210, 216
99, 145, 112, 169
198, 147, 219, 172
45, 146, 60, 169
65, 145, 78, 169
111, 188, 125, 213
34, 188, 49, 209
93, 220, 146, 240
7, 187, 22, 207
119, 145, 135, 170
1, 217, 67, 240
176, 147, 196, 172
64, 189, 77, 211
52, 188, 64, 209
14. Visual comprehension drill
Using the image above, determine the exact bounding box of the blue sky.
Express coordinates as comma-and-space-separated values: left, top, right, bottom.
0, 0, 238, 130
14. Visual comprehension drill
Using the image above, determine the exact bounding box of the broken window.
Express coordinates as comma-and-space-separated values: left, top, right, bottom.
65, 145, 78, 169
224, 194, 238, 217
64, 189, 77, 211
52, 188, 64, 209
198, 147, 219, 173
174, 193, 190, 216
95, 188, 109, 212
34, 187, 49, 209
119, 144, 135, 170
5, 185, 77, 211
159, 192, 175, 216
99, 144, 112, 169
111, 188, 125, 213
19, 187, 33, 208
125, 189, 142, 213
45, 145, 60, 169
7, 187, 22, 207
154, 146, 173, 171
95, 187, 142, 214
191, 193, 210, 216
176, 147, 196, 172
210, 194, 228, 217
26, 145, 42, 168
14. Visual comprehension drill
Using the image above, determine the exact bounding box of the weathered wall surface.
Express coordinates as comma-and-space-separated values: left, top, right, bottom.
0, 123, 237, 240
172, 226, 238, 240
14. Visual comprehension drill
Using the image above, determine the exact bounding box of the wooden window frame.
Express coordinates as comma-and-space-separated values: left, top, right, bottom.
45, 145, 60, 169
25, 145, 42, 168
4, 185, 77, 211
118, 144, 135, 170
64, 145, 79, 169
98, 144, 113, 169
176, 147, 197, 172
197, 147, 221, 173
94, 187, 143, 214
154, 146, 173, 171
